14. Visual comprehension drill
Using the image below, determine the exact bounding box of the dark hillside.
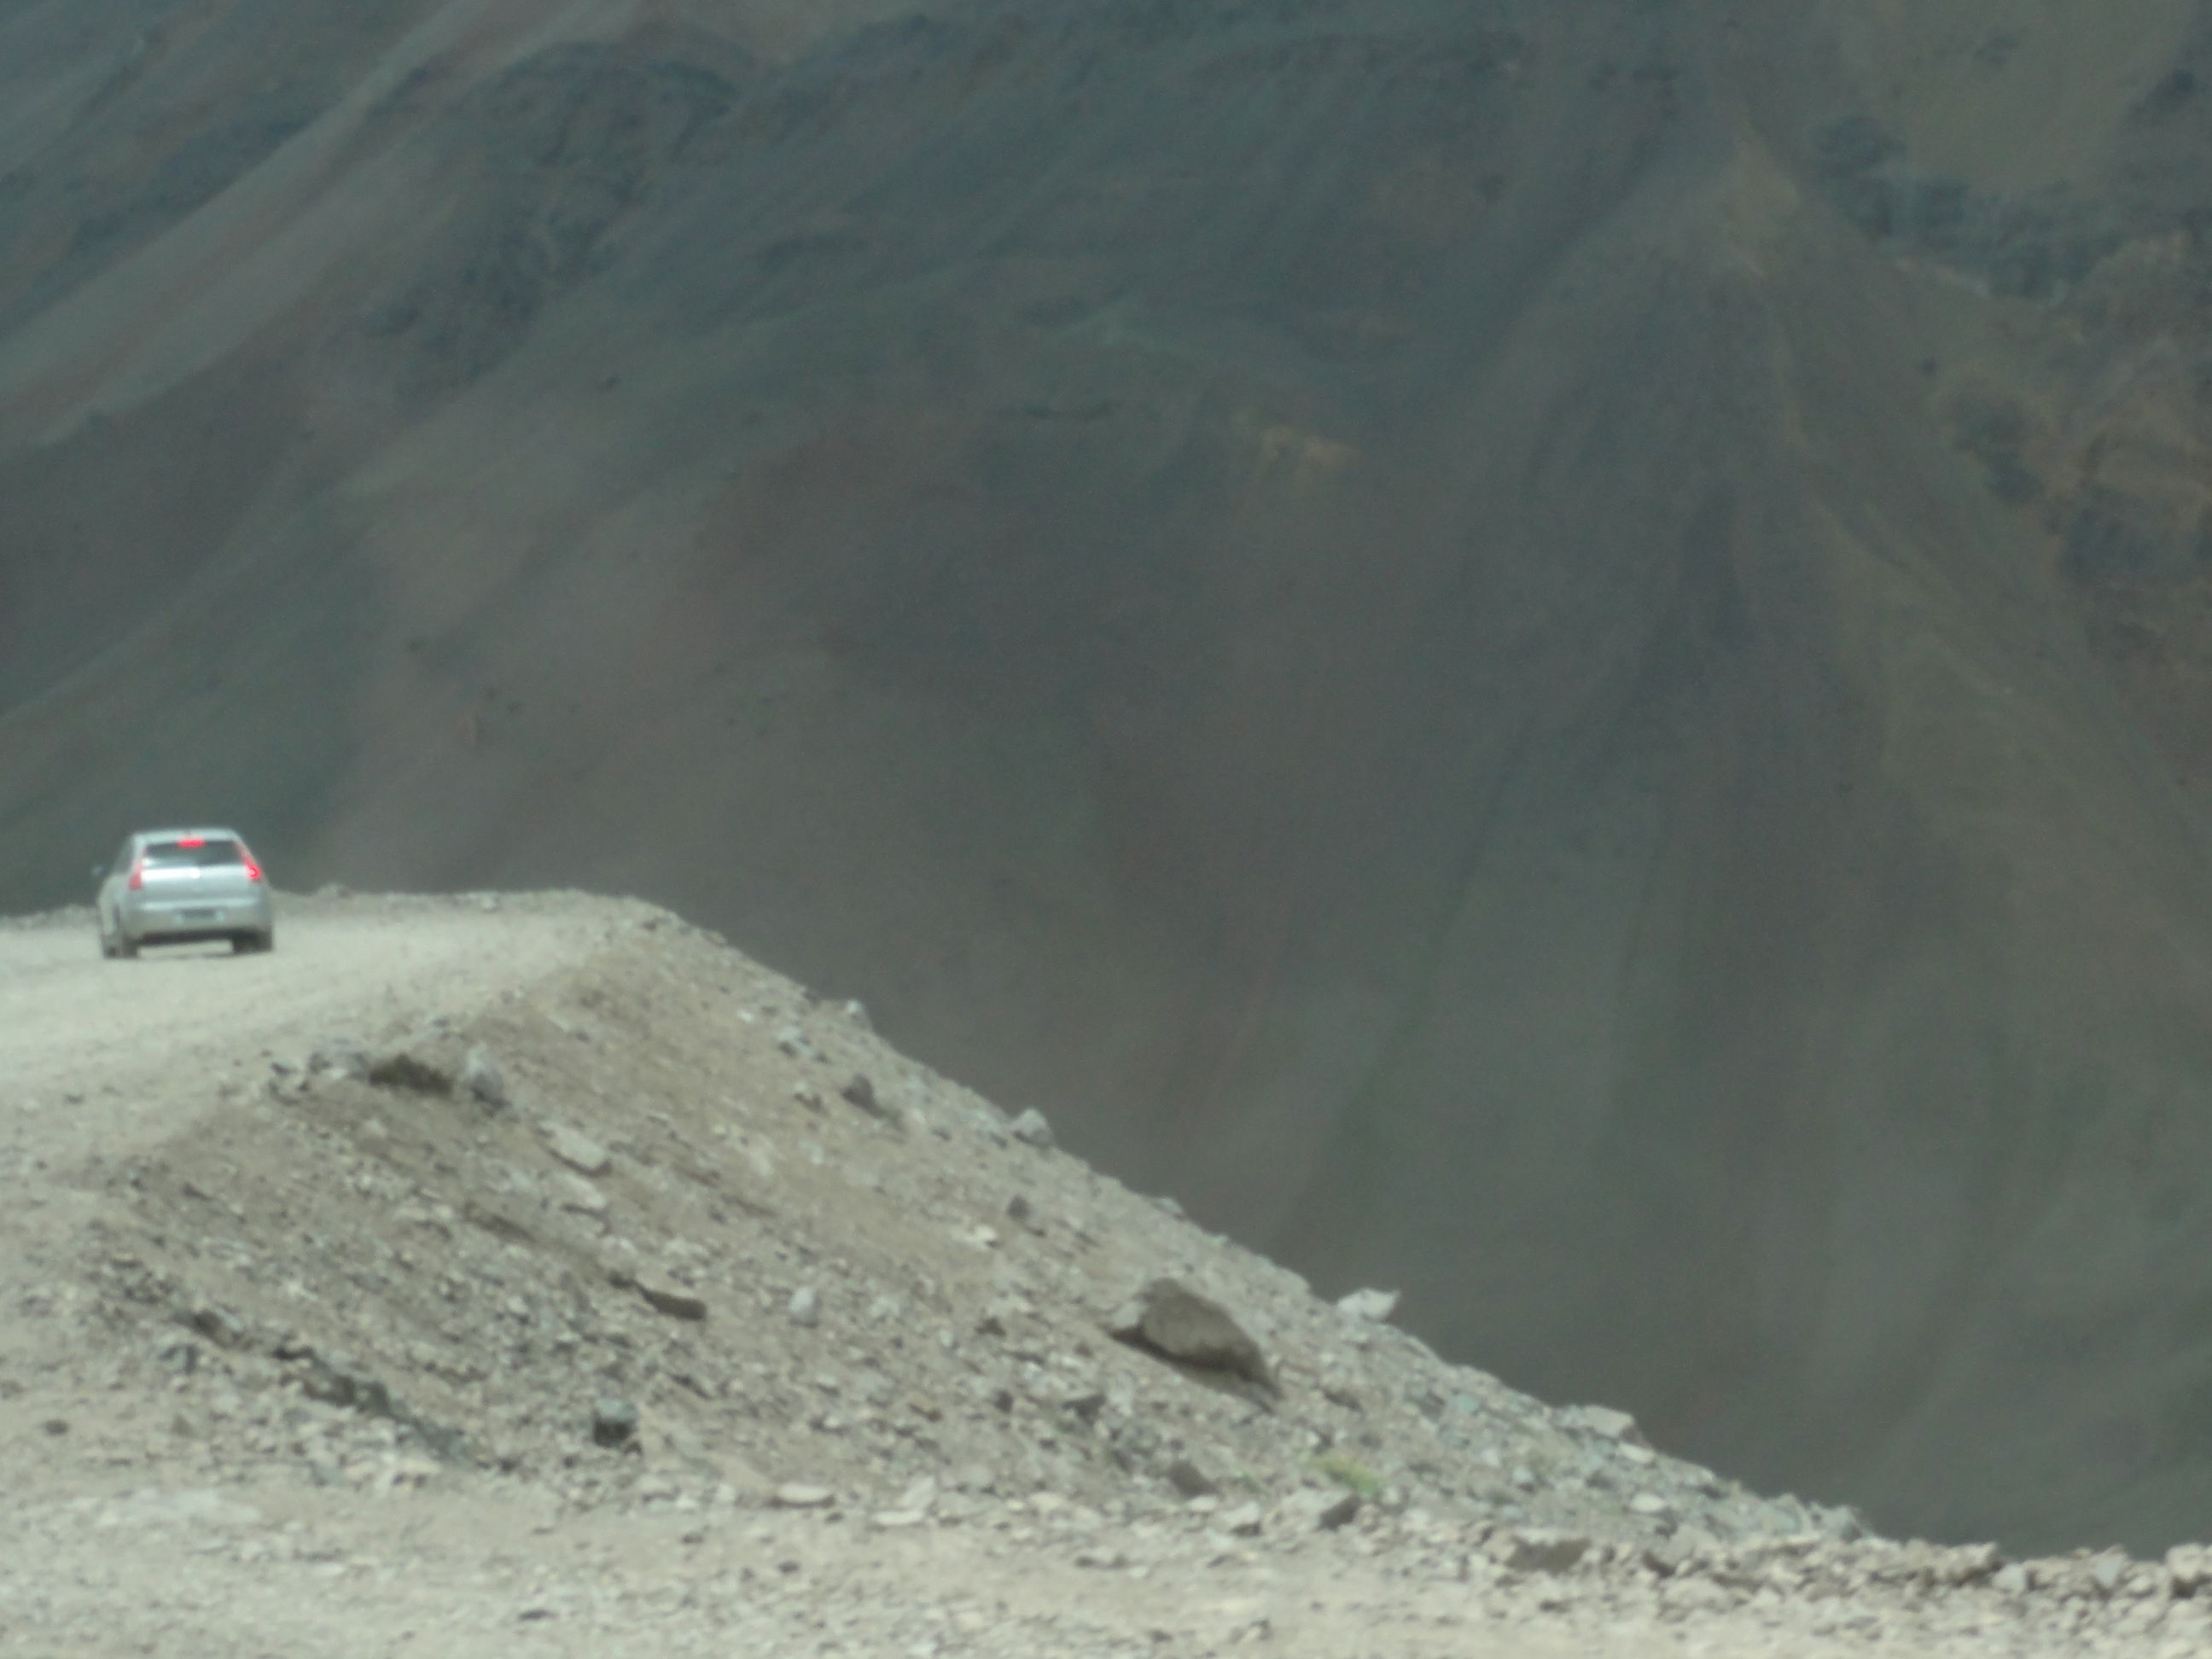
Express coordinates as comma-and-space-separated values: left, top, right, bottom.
10, 0, 2212, 1554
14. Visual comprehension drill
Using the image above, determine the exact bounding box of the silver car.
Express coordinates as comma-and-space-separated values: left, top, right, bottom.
95, 828, 276, 958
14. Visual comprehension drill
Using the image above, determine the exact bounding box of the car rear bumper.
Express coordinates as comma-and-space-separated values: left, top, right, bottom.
118, 894, 273, 943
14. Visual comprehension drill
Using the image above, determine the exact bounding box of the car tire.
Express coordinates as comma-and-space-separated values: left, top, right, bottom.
234, 929, 274, 955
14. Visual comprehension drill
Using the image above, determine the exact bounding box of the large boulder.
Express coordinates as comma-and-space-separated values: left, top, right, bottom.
1107, 1278, 1275, 1394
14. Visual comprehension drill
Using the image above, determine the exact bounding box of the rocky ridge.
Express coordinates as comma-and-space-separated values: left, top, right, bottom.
2, 892, 2209, 1655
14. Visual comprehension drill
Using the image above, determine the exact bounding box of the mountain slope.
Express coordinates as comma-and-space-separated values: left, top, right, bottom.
9, 0, 2212, 1553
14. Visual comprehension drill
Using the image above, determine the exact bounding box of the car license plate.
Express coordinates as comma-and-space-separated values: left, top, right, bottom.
179, 908, 217, 922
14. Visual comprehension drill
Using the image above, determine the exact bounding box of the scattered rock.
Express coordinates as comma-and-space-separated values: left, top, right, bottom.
1934, 1542, 2003, 1586
1492, 1528, 1593, 1575
310, 1041, 371, 1081
1278, 1487, 1362, 1531
1814, 1503, 1867, 1542
1060, 1386, 1108, 1424
951, 1464, 998, 1494
1109, 1278, 1275, 1393
462, 1046, 509, 1108
789, 1287, 822, 1327
1639, 1539, 1701, 1579
299, 1353, 395, 1417
153, 1338, 201, 1374
841, 999, 871, 1029
366, 1051, 452, 1094
552, 1171, 609, 1214
841, 1074, 887, 1117
1009, 1108, 1054, 1149
181, 1301, 248, 1349
1336, 1287, 1400, 1324
897, 1477, 940, 1514
591, 1397, 639, 1450
772, 1483, 836, 1510
775, 1027, 824, 1063
543, 1124, 612, 1177
1569, 1405, 1647, 1447
1220, 1501, 1265, 1536
1163, 1458, 1219, 1498
635, 1279, 707, 1322
2168, 1543, 2212, 1596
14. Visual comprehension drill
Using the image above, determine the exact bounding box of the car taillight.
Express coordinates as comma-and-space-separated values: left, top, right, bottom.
126, 858, 144, 890
242, 851, 264, 883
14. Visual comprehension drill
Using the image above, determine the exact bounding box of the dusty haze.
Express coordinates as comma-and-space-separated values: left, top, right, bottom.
9, 0, 2212, 1555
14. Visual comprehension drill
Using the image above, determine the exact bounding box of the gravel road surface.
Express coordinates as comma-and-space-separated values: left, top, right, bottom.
0, 894, 606, 1173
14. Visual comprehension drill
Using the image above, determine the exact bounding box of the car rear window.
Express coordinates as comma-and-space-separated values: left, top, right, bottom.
143, 838, 245, 868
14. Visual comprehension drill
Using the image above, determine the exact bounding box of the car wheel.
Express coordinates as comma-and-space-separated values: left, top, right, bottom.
115, 932, 139, 959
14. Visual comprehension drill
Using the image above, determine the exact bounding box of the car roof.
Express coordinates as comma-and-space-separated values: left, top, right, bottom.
133, 827, 247, 842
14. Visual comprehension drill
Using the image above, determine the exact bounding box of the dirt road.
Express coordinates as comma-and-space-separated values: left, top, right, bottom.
0, 893, 608, 1174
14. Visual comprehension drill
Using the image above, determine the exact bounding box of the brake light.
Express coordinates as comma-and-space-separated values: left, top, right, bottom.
126, 857, 144, 891
242, 850, 264, 883
178, 835, 206, 847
